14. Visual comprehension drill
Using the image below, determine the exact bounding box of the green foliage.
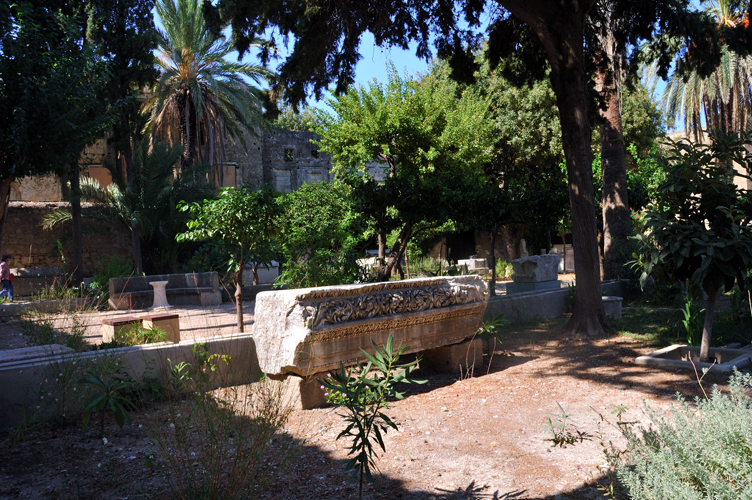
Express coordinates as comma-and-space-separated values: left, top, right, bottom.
113, 325, 168, 347
631, 131, 752, 353
155, 344, 295, 500
626, 143, 667, 211
320, 334, 426, 498
544, 403, 583, 447
78, 371, 133, 437
277, 181, 368, 288
144, 0, 272, 173
178, 184, 282, 276
317, 64, 495, 280
675, 290, 705, 346
91, 256, 134, 299
495, 260, 513, 279
271, 105, 323, 132
617, 370, 752, 499
19, 311, 91, 352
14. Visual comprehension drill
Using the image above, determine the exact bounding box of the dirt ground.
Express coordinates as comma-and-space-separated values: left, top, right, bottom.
0, 316, 730, 500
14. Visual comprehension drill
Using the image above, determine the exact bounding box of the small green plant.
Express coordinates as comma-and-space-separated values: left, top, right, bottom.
320, 335, 426, 500
115, 325, 167, 346
544, 402, 585, 447
78, 371, 133, 438
495, 259, 513, 279
676, 291, 705, 345
19, 310, 92, 351
90, 256, 134, 300
566, 282, 576, 313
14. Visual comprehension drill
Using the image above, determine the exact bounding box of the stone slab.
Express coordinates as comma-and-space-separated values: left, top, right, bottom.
253, 275, 488, 377
511, 254, 561, 283
506, 280, 562, 295
0, 344, 73, 364
635, 345, 751, 373
420, 338, 483, 374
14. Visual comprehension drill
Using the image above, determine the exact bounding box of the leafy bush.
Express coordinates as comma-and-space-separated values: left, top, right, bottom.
617, 371, 752, 499
19, 310, 90, 352
91, 256, 133, 299
495, 259, 513, 279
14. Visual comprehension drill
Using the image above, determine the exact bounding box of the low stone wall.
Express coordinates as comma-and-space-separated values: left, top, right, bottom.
484, 280, 625, 322
253, 275, 488, 377
0, 334, 260, 430
8, 267, 65, 297
4, 202, 132, 274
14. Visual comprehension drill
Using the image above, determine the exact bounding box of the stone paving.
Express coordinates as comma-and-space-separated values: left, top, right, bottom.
0, 301, 255, 351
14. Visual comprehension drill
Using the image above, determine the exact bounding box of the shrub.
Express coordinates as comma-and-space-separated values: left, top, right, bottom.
91, 256, 133, 300
616, 370, 752, 499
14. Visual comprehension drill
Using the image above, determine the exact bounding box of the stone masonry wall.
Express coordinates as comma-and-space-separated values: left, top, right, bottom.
4, 202, 132, 275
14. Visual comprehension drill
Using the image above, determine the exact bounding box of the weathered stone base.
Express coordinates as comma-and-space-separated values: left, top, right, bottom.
602, 296, 623, 320
420, 338, 483, 374
506, 280, 561, 295
267, 371, 329, 410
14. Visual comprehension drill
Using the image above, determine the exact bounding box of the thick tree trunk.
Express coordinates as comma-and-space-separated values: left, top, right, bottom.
0, 176, 13, 250
498, 224, 525, 262
505, 0, 608, 335
595, 58, 631, 280
70, 162, 84, 285
699, 283, 717, 363
377, 222, 412, 282
376, 227, 390, 281
236, 265, 244, 332
132, 219, 143, 275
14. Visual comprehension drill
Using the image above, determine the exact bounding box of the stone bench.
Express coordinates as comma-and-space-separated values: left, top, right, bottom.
108, 272, 221, 310
253, 275, 488, 408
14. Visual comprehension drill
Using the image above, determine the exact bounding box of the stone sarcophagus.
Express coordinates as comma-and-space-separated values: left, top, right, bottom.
253, 276, 488, 377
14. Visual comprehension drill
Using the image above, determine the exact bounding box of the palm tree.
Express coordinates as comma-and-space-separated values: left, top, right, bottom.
653, 0, 752, 141
43, 141, 215, 274
143, 0, 272, 182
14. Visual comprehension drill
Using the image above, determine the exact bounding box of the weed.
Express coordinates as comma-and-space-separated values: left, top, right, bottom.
544, 402, 586, 447
151, 344, 296, 500
566, 282, 576, 313
320, 334, 426, 500
78, 371, 133, 438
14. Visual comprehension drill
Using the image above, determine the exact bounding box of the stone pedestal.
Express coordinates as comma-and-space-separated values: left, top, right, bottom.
506, 280, 562, 295
268, 371, 329, 410
420, 338, 483, 374
142, 313, 180, 343
602, 296, 623, 320
149, 281, 172, 309
101, 316, 142, 343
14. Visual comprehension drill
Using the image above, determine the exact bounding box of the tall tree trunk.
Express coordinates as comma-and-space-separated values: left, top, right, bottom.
699, 283, 717, 362
70, 162, 84, 285
503, 0, 609, 335
132, 219, 143, 275
595, 49, 630, 280
488, 226, 499, 297
377, 222, 412, 282
0, 176, 13, 251
376, 227, 390, 281
179, 92, 196, 171
236, 264, 244, 332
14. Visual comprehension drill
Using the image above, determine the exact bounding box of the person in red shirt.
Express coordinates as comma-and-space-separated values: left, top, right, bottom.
0, 253, 13, 301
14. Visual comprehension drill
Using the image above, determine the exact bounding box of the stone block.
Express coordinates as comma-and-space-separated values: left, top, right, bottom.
141, 313, 180, 343
199, 291, 222, 307
420, 338, 483, 374
101, 316, 142, 343
253, 275, 488, 377
506, 280, 562, 295
602, 296, 623, 320
511, 254, 561, 283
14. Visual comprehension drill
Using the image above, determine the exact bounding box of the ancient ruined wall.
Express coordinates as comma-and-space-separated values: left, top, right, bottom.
262, 129, 332, 193
224, 132, 265, 190
4, 202, 132, 275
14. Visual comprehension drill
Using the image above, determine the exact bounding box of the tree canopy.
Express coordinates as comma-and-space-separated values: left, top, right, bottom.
316, 65, 495, 281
